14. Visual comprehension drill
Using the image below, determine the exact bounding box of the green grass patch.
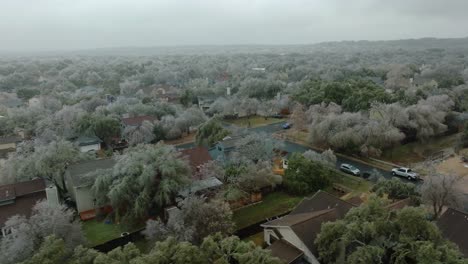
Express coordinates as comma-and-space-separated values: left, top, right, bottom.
330, 171, 371, 194
224, 116, 285, 128
244, 232, 264, 247
83, 219, 128, 246
233, 191, 303, 230
83, 219, 144, 247
381, 133, 459, 164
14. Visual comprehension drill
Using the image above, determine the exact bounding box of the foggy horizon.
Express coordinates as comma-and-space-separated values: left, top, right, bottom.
2, 0, 468, 52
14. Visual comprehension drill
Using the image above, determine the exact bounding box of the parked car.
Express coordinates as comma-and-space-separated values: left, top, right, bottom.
340, 163, 360, 176
391, 167, 419, 180
282, 123, 292, 129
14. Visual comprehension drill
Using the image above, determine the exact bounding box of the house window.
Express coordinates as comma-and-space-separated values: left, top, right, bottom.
218, 146, 222, 151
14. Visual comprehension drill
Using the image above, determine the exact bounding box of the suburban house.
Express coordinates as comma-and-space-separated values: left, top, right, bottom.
210, 136, 242, 162
197, 95, 217, 113
437, 208, 468, 257
0, 136, 22, 159
0, 136, 21, 151
0, 179, 47, 236
152, 88, 180, 103
178, 146, 223, 198
64, 159, 116, 220
261, 191, 412, 264
261, 190, 357, 264
121, 115, 157, 129
74, 135, 102, 153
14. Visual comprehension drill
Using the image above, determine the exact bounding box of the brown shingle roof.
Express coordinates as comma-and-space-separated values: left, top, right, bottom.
180, 147, 212, 177
263, 190, 357, 258
267, 239, 304, 264
0, 178, 45, 201
291, 190, 356, 218
121, 115, 156, 126
291, 209, 339, 255
262, 209, 335, 227
0, 179, 47, 227
437, 208, 468, 257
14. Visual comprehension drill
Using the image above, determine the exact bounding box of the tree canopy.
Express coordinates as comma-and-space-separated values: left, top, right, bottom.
315, 197, 466, 264
92, 143, 191, 223
195, 118, 230, 147
20, 233, 281, 264
283, 153, 332, 195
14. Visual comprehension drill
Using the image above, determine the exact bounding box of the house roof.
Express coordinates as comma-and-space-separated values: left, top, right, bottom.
0, 179, 46, 201
291, 190, 356, 218
262, 209, 335, 228
67, 159, 116, 187
0, 136, 22, 145
179, 177, 223, 197
0, 179, 47, 227
267, 239, 304, 264
437, 208, 468, 257
180, 146, 212, 175
263, 209, 339, 256
121, 115, 157, 126
263, 190, 357, 258
74, 135, 102, 146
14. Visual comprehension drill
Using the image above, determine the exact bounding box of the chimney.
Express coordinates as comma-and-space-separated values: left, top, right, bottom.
46, 185, 60, 207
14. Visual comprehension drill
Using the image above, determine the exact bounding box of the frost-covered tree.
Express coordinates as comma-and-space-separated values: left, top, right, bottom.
143, 196, 234, 245
290, 103, 307, 131
175, 107, 207, 134
303, 149, 337, 167
123, 120, 155, 146
234, 133, 283, 162
0, 200, 84, 264
195, 118, 229, 147
421, 171, 463, 219
92, 144, 191, 222
235, 161, 282, 192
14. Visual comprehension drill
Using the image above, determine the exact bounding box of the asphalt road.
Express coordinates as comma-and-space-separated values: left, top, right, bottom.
180, 121, 416, 182
250, 121, 407, 182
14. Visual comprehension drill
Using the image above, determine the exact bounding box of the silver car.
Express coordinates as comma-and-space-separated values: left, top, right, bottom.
340, 163, 360, 176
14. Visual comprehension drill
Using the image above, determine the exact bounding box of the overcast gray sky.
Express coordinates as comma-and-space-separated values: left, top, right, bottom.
1, 0, 467, 51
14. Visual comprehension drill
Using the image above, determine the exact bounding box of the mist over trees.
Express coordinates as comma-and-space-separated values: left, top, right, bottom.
0, 36, 467, 264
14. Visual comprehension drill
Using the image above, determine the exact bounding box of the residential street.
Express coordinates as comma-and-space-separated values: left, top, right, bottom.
250, 121, 394, 179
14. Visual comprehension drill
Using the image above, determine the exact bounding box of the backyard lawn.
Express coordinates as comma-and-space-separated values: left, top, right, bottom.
244, 232, 264, 247
233, 191, 303, 230
224, 115, 285, 128
83, 219, 143, 247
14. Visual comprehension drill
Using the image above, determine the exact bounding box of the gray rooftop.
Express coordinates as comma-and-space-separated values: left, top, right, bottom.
67, 159, 115, 187
0, 136, 22, 145
74, 135, 102, 146
179, 177, 223, 197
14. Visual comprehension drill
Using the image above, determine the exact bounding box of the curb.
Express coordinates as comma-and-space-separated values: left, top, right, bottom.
278, 132, 392, 172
